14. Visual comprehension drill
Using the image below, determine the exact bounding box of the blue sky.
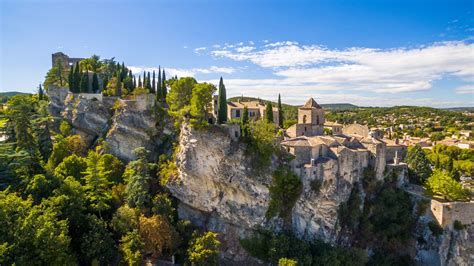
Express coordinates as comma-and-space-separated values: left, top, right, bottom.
1, 0, 473, 107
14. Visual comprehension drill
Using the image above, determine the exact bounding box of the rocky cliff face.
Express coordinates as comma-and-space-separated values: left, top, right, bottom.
166, 125, 369, 260
47, 88, 170, 161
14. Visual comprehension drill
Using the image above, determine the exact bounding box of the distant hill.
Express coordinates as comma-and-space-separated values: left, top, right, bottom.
442, 107, 474, 112
227, 96, 358, 121
0, 91, 30, 103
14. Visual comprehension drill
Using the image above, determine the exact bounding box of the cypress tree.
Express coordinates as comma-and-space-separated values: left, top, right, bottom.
68, 65, 74, 92
38, 84, 44, 100
116, 72, 122, 97
146, 72, 151, 90
152, 71, 156, 93
102, 76, 109, 91
217, 77, 227, 124
157, 67, 162, 101
265, 102, 274, 123
121, 62, 126, 81
138, 76, 142, 87
162, 69, 167, 99
241, 106, 250, 140
80, 71, 89, 93
92, 73, 99, 93
74, 62, 81, 93
278, 94, 283, 128
133, 76, 136, 89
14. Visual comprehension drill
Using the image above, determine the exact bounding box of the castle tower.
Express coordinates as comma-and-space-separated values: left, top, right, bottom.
295, 98, 325, 136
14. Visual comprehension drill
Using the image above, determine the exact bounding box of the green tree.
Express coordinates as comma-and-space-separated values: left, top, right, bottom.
0, 191, 74, 265
157, 67, 162, 101
80, 71, 89, 93
162, 69, 167, 99
278, 94, 284, 128
187, 231, 221, 266
74, 62, 81, 93
38, 84, 45, 100
266, 167, 302, 220
80, 214, 117, 264
92, 72, 99, 93
152, 70, 156, 93
265, 102, 274, 123
190, 83, 217, 123
5, 95, 37, 154
124, 148, 153, 209
241, 106, 250, 140
406, 144, 432, 184
120, 230, 143, 266
425, 169, 469, 201
68, 65, 75, 92
53, 154, 87, 180
279, 258, 297, 266
217, 77, 227, 124
83, 151, 112, 216
167, 77, 197, 113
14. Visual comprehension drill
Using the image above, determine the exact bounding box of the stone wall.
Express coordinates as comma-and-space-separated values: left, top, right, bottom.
431, 200, 474, 228
76, 93, 103, 102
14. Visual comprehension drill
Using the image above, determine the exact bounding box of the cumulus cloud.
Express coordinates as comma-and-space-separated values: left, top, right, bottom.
210, 40, 474, 94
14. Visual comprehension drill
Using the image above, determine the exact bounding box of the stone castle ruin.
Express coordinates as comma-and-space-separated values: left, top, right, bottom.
52, 52, 84, 69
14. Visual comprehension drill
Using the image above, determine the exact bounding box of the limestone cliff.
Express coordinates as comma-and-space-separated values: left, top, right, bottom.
47, 88, 171, 161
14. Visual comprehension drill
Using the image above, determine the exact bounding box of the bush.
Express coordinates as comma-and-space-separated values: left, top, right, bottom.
310, 179, 322, 195
428, 221, 443, 236
453, 220, 465, 231
266, 167, 302, 220
278, 258, 297, 266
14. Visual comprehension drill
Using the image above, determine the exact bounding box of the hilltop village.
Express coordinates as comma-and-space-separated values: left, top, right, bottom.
1, 53, 473, 266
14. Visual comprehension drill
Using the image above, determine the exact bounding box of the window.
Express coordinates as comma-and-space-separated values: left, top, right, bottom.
316, 115, 320, 125
236, 109, 240, 117
303, 115, 307, 124
250, 111, 255, 117
235, 131, 239, 138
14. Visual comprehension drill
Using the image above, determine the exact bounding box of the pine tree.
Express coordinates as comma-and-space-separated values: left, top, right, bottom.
152, 70, 156, 93
92, 73, 99, 93
68, 65, 74, 92
265, 102, 274, 123
162, 69, 167, 100
80, 71, 89, 93
217, 77, 227, 124
83, 151, 112, 217
277, 94, 283, 128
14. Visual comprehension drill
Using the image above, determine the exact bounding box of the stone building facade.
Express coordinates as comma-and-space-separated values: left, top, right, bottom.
226, 100, 280, 125
286, 98, 325, 137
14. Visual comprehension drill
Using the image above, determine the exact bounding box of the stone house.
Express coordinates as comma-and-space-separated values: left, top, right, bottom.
324, 121, 343, 135
286, 98, 325, 137
226, 100, 280, 125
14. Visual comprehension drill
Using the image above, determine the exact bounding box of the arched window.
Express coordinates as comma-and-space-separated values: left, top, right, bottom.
303, 115, 307, 124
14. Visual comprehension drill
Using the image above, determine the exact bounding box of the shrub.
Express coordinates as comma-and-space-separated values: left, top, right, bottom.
266, 167, 302, 220
428, 221, 443, 236
453, 220, 465, 231
278, 258, 297, 266
310, 179, 322, 195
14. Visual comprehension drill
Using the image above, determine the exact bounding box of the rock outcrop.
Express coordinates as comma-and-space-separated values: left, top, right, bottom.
47, 89, 170, 161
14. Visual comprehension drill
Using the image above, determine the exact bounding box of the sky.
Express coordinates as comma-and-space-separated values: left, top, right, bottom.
1, 0, 473, 107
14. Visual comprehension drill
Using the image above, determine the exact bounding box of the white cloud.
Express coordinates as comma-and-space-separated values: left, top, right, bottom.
210, 40, 474, 94
194, 47, 206, 54
203, 78, 469, 107
455, 85, 474, 94
128, 65, 237, 78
